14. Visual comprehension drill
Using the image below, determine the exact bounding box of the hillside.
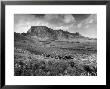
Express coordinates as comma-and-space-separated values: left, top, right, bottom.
14, 26, 97, 76
15, 26, 96, 42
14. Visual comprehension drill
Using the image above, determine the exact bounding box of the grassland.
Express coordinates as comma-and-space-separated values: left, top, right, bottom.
14, 39, 97, 76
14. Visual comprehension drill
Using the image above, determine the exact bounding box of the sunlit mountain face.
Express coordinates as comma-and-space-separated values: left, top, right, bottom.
14, 14, 97, 38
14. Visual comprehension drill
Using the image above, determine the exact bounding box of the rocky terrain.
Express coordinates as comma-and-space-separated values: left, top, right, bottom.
14, 26, 97, 76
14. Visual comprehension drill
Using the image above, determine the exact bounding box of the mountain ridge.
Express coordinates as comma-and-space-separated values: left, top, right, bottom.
15, 26, 96, 42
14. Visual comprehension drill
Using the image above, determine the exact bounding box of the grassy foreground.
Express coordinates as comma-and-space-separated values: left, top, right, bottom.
14, 48, 97, 76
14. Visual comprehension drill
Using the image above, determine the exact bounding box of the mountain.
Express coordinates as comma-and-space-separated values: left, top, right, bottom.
26, 26, 86, 41
15, 26, 96, 42
27, 26, 57, 40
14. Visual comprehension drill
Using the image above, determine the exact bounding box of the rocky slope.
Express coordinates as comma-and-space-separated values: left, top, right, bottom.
15, 26, 96, 42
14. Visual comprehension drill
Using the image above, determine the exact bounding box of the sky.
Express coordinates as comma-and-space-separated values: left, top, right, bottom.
14, 14, 97, 38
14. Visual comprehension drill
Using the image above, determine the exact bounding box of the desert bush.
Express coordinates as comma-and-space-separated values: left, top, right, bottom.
83, 65, 97, 76
14, 53, 97, 76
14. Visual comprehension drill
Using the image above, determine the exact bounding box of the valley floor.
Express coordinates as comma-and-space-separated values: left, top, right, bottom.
14, 41, 97, 76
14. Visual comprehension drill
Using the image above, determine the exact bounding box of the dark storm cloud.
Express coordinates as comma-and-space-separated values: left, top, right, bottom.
34, 14, 45, 17
73, 14, 91, 23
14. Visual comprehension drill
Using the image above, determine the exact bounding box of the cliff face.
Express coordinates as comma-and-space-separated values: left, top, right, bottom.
27, 26, 83, 41
15, 26, 96, 43
27, 26, 56, 40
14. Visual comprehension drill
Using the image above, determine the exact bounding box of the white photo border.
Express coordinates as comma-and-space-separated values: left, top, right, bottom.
5, 5, 106, 85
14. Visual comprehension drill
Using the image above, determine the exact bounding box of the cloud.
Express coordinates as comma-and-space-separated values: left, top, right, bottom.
75, 14, 97, 38
44, 14, 76, 26
77, 14, 97, 28
77, 23, 82, 28
63, 14, 76, 23
14, 14, 48, 33
14, 14, 97, 38
14, 14, 76, 33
